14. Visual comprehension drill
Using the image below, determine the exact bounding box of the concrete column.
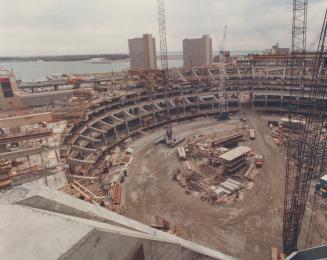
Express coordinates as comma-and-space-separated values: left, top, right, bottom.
183, 100, 186, 115
103, 133, 107, 145
153, 112, 158, 123
125, 121, 130, 134
114, 127, 119, 140
139, 115, 143, 128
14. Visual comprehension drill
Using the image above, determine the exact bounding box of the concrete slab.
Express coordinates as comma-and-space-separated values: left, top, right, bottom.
0, 184, 235, 260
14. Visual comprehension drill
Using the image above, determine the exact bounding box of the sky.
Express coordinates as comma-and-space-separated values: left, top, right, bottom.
0, 0, 325, 56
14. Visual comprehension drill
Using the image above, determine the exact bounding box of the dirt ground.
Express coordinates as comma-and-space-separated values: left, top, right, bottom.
121, 111, 326, 259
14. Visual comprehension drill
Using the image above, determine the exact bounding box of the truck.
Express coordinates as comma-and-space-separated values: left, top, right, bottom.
249, 128, 256, 140
255, 155, 263, 167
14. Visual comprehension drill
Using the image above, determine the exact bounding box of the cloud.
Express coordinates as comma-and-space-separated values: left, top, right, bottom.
0, 0, 325, 55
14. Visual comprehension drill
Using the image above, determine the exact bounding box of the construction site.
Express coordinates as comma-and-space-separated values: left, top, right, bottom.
1, 1, 327, 260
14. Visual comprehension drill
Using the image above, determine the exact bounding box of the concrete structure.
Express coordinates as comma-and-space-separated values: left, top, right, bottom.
0, 112, 52, 128
219, 146, 251, 173
285, 245, 327, 259
183, 35, 212, 67
0, 184, 234, 260
0, 69, 24, 110
128, 34, 157, 70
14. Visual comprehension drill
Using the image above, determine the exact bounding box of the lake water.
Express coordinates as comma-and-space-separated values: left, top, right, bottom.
0, 50, 259, 82
0, 59, 183, 82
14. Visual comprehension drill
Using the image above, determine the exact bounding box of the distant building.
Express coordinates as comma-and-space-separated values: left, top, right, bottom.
128, 34, 157, 70
183, 35, 212, 67
0, 69, 23, 111
263, 43, 289, 55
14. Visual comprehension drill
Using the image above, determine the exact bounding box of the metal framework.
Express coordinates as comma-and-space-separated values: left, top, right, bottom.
283, 5, 327, 254
157, 0, 173, 140
218, 25, 228, 119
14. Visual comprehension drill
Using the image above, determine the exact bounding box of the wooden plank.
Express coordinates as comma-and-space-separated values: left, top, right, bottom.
271, 247, 278, 260
113, 183, 121, 205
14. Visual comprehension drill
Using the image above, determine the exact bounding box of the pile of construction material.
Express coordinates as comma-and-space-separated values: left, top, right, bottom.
0, 113, 63, 190
150, 215, 177, 235
269, 117, 305, 147
61, 142, 133, 215
173, 131, 262, 206
0, 161, 13, 190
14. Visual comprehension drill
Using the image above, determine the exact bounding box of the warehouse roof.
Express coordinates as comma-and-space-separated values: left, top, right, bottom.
219, 146, 251, 162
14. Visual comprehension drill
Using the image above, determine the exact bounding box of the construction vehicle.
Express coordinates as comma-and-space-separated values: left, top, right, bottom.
154, 0, 185, 148
255, 155, 263, 167
249, 129, 256, 140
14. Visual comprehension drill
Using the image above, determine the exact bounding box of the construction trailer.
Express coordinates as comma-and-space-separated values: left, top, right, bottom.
219, 146, 251, 174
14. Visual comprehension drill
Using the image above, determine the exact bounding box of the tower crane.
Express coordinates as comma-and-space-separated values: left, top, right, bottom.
283, 1, 327, 255
283, 0, 308, 253
156, 0, 183, 147
219, 25, 228, 55
217, 25, 228, 120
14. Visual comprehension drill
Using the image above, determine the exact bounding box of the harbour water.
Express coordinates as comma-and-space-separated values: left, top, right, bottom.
0, 50, 259, 82
0, 59, 183, 82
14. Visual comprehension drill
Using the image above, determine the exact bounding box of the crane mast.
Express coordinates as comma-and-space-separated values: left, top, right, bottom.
219, 25, 228, 55
283, 1, 327, 254
218, 25, 228, 119
283, 0, 308, 254
157, 0, 173, 142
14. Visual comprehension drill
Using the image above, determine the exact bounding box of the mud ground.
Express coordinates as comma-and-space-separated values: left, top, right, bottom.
121, 111, 327, 259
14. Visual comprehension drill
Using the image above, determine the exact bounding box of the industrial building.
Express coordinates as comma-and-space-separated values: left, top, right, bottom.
263, 42, 290, 55
183, 35, 212, 67
0, 69, 24, 110
128, 34, 157, 70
